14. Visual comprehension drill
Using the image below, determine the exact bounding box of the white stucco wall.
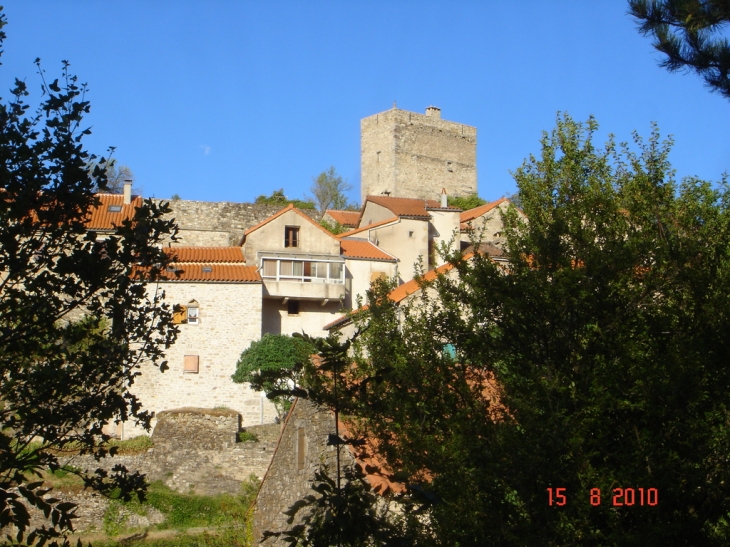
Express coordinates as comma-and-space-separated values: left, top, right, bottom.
123, 280, 274, 439
429, 210, 461, 266
367, 218, 428, 283
344, 258, 398, 309
244, 209, 340, 264
261, 298, 342, 338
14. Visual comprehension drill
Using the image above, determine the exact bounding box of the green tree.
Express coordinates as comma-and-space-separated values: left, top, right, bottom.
309, 167, 355, 218
0, 12, 178, 545
232, 334, 315, 414
446, 194, 486, 210
629, 0, 730, 99
255, 188, 316, 210
302, 114, 730, 545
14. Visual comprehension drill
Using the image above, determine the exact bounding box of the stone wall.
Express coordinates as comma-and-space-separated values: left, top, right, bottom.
27, 409, 284, 534
154, 199, 318, 247
252, 399, 356, 546
125, 279, 275, 439
361, 107, 477, 202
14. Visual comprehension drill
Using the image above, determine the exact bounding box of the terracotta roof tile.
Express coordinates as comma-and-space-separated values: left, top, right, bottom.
335, 216, 400, 239
326, 209, 361, 227
162, 264, 261, 283
460, 198, 508, 224
325, 253, 476, 330
164, 246, 246, 263
85, 194, 143, 230
340, 239, 397, 262
365, 195, 460, 220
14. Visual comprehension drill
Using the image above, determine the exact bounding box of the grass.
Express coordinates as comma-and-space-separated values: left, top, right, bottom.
237, 431, 259, 443
94, 475, 260, 544
94, 525, 253, 547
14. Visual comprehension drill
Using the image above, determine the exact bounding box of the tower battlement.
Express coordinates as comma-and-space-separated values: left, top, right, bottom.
360, 106, 477, 202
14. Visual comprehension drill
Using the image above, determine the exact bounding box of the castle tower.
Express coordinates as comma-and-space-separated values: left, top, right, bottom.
360, 105, 477, 202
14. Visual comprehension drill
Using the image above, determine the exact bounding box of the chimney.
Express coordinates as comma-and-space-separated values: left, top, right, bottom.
425, 106, 441, 119
440, 188, 448, 208
123, 179, 132, 205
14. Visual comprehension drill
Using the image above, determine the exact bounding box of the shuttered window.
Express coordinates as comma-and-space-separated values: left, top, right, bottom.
285, 226, 300, 248
184, 355, 199, 373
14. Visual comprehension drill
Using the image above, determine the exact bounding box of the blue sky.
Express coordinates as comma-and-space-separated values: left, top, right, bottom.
2, 1, 728, 205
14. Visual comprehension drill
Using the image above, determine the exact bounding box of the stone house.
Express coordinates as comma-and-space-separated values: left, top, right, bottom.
460, 197, 525, 250
122, 246, 278, 439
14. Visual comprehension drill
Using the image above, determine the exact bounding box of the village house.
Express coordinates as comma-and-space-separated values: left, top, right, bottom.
80, 105, 518, 441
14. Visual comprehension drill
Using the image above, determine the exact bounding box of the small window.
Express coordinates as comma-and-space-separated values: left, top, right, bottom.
296, 427, 307, 470
187, 300, 199, 325
285, 226, 300, 248
184, 355, 199, 373
408, 231, 414, 238
202, 266, 213, 273
107, 205, 122, 212
287, 300, 300, 316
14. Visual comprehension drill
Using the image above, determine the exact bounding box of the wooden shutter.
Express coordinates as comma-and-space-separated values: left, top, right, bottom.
173, 305, 188, 324
184, 355, 199, 373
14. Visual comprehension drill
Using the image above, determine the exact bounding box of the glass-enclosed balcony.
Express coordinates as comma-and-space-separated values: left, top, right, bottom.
259, 253, 347, 300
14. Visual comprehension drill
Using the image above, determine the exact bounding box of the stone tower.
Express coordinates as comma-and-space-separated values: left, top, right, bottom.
360, 105, 477, 202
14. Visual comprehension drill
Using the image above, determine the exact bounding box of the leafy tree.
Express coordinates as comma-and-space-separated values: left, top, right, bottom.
299, 114, 730, 545
629, 0, 730, 99
255, 188, 316, 209
232, 334, 315, 414
0, 12, 178, 545
319, 218, 348, 235
308, 167, 355, 218
446, 194, 486, 210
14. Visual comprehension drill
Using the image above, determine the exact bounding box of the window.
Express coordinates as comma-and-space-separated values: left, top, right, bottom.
296, 427, 307, 470
263, 260, 277, 277
285, 226, 300, 248
184, 355, 200, 373
202, 266, 213, 273
288, 300, 300, 316
187, 300, 199, 325
107, 205, 122, 212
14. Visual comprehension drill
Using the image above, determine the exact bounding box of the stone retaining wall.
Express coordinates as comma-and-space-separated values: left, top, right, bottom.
23, 409, 282, 535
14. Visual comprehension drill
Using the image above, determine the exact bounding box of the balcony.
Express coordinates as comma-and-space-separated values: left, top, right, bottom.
259, 253, 347, 302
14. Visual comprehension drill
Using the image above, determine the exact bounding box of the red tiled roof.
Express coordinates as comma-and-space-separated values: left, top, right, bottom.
162, 264, 261, 283
460, 198, 508, 224
164, 246, 246, 263
340, 239, 397, 262
85, 193, 143, 230
325, 253, 476, 330
326, 209, 360, 227
365, 195, 458, 219
335, 216, 400, 239
241, 204, 338, 243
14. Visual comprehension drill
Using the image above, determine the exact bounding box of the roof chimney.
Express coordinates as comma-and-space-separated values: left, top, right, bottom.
440, 188, 448, 208
123, 179, 132, 205
425, 106, 441, 119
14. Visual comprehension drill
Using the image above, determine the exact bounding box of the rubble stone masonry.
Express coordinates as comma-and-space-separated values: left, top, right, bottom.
361, 106, 477, 202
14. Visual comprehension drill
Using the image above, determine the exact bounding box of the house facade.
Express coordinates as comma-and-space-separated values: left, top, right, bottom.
79, 105, 515, 440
